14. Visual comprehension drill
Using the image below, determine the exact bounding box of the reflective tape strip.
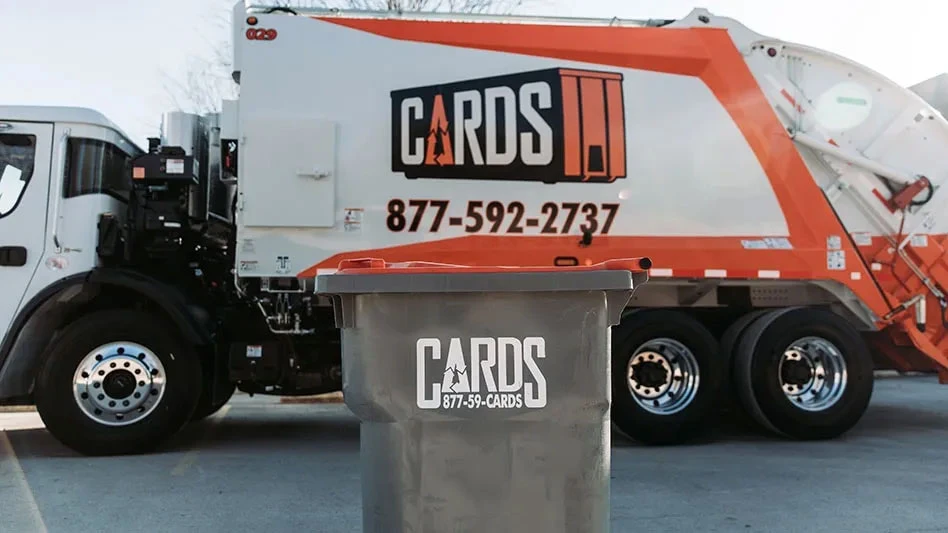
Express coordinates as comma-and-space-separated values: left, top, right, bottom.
647, 269, 815, 280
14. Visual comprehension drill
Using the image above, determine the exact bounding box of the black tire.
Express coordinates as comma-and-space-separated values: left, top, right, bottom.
720, 310, 772, 370
34, 309, 203, 456
719, 309, 772, 410
611, 309, 722, 445
733, 307, 874, 440
190, 348, 236, 422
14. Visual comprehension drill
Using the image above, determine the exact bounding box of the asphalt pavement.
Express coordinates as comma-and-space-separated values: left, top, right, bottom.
2, 375, 948, 533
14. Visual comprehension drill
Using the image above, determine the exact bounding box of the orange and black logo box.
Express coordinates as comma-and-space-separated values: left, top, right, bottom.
391, 67, 627, 184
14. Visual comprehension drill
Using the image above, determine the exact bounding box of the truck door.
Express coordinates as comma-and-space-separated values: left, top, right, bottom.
0, 121, 53, 341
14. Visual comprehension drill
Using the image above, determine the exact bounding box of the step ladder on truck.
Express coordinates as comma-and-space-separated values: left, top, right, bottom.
1, 3, 948, 455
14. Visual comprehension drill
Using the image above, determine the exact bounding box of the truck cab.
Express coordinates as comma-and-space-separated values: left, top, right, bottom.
0, 106, 142, 381
0, 106, 245, 456
0, 103, 328, 456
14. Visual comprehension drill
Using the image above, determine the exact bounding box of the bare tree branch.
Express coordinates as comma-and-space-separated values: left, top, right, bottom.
167, 0, 535, 114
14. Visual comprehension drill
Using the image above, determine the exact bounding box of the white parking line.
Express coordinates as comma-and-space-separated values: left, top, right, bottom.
0, 432, 48, 533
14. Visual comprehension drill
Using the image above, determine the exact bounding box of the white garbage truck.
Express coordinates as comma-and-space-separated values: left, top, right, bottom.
2, 2, 948, 455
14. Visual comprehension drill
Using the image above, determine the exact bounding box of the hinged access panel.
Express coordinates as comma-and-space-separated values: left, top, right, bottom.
239, 114, 337, 228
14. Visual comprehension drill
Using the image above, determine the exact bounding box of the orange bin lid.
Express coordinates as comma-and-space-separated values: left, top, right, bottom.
333, 257, 652, 275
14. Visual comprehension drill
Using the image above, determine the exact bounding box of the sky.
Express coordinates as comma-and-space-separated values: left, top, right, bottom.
3, 0, 947, 148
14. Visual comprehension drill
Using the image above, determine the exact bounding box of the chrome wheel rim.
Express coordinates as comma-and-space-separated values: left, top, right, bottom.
72, 342, 166, 426
626, 338, 700, 415
778, 336, 847, 412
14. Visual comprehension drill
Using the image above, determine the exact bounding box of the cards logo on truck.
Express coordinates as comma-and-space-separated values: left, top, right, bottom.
392, 68, 627, 184
416, 336, 547, 410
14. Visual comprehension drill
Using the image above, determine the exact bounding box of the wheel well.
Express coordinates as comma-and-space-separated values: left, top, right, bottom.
621, 304, 868, 342
625, 279, 878, 336
0, 276, 213, 403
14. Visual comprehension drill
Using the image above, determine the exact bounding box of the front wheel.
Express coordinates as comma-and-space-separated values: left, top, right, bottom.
34, 309, 203, 456
611, 309, 722, 445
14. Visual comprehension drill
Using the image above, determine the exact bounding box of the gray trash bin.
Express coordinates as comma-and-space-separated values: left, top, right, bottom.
316, 257, 649, 533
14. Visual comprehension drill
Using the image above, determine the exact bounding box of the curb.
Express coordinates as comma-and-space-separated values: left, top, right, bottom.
279, 391, 344, 404
1, 393, 349, 412
873, 370, 933, 379
0, 405, 37, 413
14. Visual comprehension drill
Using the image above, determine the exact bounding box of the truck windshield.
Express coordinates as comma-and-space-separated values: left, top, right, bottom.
63, 137, 132, 200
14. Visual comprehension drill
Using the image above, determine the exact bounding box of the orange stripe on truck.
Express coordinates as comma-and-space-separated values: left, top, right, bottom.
303, 234, 832, 283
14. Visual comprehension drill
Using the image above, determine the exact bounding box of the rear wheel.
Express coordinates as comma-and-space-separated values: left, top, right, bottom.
718, 309, 771, 411
611, 309, 722, 445
733, 307, 874, 440
719, 310, 771, 370
34, 309, 203, 455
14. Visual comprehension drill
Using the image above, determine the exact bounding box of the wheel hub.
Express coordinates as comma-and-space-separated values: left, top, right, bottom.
631, 360, 669, 389
72, 342, 166, 426
780, 357, 813, 386
626, 338, 700, 416
778, 337, 847, 412
102, 369, 137, 399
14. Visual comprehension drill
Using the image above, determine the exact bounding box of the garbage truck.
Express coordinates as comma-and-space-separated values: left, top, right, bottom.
2, 2, 948, 455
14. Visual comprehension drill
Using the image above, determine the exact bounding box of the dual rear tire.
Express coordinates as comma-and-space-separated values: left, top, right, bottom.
611, 307, 874, 445
611, 310, 721, 445
731, 307, 874, 440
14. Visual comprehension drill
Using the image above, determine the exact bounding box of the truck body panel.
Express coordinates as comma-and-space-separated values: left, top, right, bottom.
229, 7, 948, 374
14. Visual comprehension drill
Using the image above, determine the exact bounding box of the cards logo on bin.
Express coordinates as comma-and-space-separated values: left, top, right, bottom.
416, 336, 548, 410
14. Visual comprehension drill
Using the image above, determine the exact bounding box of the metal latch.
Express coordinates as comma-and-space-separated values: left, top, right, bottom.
298, 167, 331, 179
